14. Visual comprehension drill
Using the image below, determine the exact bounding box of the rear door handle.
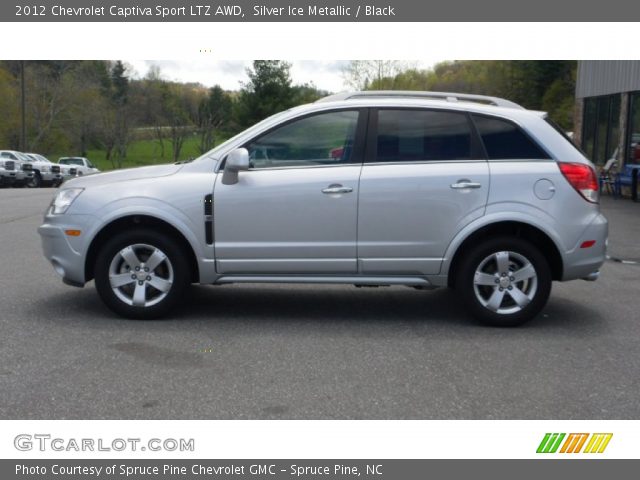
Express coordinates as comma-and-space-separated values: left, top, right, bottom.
450, 179, 482, 189
322, 184, 353, 194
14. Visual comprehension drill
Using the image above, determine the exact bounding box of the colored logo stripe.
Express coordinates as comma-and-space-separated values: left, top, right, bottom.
537, 433, 613, 453
583, 433, 613, 453
560, 433, 589, 453
536, 433, 566, 453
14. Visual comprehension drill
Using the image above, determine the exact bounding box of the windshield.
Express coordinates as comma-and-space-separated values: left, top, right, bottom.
27, 153, 50, 163
15, 152, 33, 162
59, 158, 84, 166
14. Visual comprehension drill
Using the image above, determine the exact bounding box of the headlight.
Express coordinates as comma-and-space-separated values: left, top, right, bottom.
50, 188, 83, 215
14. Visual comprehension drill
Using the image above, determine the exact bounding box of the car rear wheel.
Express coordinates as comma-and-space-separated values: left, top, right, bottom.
455, 237, 552, 327
94, 230, 190, 319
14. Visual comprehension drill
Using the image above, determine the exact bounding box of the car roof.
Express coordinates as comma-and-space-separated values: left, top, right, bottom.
299, 98, 546, 124
317, 90, 525, 109
311, 91, 546, 120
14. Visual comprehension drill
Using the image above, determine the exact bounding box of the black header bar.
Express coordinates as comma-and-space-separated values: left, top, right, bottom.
6, 0, 640, 22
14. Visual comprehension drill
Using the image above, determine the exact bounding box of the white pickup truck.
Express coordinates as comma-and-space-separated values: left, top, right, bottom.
58, 157, 100, 176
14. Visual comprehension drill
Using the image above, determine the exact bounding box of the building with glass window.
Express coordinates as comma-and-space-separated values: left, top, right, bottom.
574, 60, 640, 167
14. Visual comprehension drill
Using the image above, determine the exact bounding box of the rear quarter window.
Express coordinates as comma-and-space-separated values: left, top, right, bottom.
472, 114, 550, 160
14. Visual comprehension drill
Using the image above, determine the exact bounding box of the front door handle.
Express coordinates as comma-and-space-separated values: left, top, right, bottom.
450, 179, 482, 190
322, 184, 353, 194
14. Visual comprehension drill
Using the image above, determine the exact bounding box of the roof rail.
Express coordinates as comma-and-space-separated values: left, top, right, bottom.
316, 90, 525, 110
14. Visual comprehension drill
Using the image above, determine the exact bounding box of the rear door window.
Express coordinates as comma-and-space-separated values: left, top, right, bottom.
374, 109, 474, 162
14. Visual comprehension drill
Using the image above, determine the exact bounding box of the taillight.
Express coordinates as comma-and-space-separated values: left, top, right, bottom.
558, 162, 599, 203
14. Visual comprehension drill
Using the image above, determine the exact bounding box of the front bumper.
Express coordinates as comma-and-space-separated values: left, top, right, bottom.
40, 171, 63, 184
0, 171, 17, 184
38, 214, 97, 287
13, 171, 30, 184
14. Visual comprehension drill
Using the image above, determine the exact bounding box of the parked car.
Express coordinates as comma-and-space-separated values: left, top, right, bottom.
57, 164, 78, 181
0, 150, 35, 187
39, 91, 607, 326
0, 158, 17, 186
58, 157, 100, 176
24, 153, 63, 187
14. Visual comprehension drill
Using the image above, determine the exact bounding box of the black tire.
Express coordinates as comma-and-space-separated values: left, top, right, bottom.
94, 229, 191, 319
27, 172, 41, 188
455, 236, 552, 327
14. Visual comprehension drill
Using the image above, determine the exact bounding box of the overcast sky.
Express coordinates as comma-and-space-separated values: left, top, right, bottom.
125, 60, 443, 93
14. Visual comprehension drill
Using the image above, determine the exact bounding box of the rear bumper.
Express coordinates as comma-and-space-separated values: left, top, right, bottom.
561, 212, 608, 281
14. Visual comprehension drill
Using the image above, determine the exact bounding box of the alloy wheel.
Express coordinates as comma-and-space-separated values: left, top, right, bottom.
473, 250, 538, 315
108, 243, 174, 308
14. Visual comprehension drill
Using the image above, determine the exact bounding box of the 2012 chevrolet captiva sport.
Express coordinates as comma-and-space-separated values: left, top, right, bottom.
38, 91, 608, 326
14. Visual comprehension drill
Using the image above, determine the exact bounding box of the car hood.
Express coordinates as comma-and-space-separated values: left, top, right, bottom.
64, 164, 183, 188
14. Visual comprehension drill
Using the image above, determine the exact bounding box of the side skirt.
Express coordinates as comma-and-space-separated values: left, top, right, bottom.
213, 275, 437, 288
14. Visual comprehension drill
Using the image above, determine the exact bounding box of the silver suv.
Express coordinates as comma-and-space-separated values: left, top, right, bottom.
38, 91, 608, 326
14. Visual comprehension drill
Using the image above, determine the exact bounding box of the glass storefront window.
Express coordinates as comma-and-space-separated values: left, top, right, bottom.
581, 93, 621, 165
627, 92, 640, 165
608, 95, 621, 159
583, 98, 597, 160
594, 96, 610, 163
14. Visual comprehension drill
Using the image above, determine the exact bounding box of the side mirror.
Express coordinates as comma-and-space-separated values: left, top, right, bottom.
221, 148, 249, 185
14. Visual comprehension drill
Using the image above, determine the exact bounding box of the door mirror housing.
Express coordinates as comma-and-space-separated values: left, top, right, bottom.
221, 148, 250, 185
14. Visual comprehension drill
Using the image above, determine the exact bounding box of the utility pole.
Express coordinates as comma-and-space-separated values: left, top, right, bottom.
20, 60, 26, 151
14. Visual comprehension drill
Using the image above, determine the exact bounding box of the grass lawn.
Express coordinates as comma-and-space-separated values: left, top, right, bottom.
50, 134, 225, 171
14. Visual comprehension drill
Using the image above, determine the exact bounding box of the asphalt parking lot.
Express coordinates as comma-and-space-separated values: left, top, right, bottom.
1, 188, 639, 419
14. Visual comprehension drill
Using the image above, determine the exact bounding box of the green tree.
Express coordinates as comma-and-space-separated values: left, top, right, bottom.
292, 83, 327, 104
66, 61, 112, 156
365, 60, 577, 129
109, 60, 130, 167
234, 60, 295, 129
342, 60, 415, 90
197, 85, 232, 154
0, 65, 19, 148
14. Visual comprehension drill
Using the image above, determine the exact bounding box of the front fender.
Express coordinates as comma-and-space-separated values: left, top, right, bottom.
80, 198, 214, 283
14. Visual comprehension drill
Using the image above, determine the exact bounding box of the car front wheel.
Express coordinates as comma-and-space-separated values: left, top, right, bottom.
27, 172, 41, 188
94, 229, 190, 319
455, 237, 552, 327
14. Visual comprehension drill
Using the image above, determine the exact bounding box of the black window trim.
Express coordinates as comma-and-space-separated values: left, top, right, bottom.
364, 106, 487, 165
